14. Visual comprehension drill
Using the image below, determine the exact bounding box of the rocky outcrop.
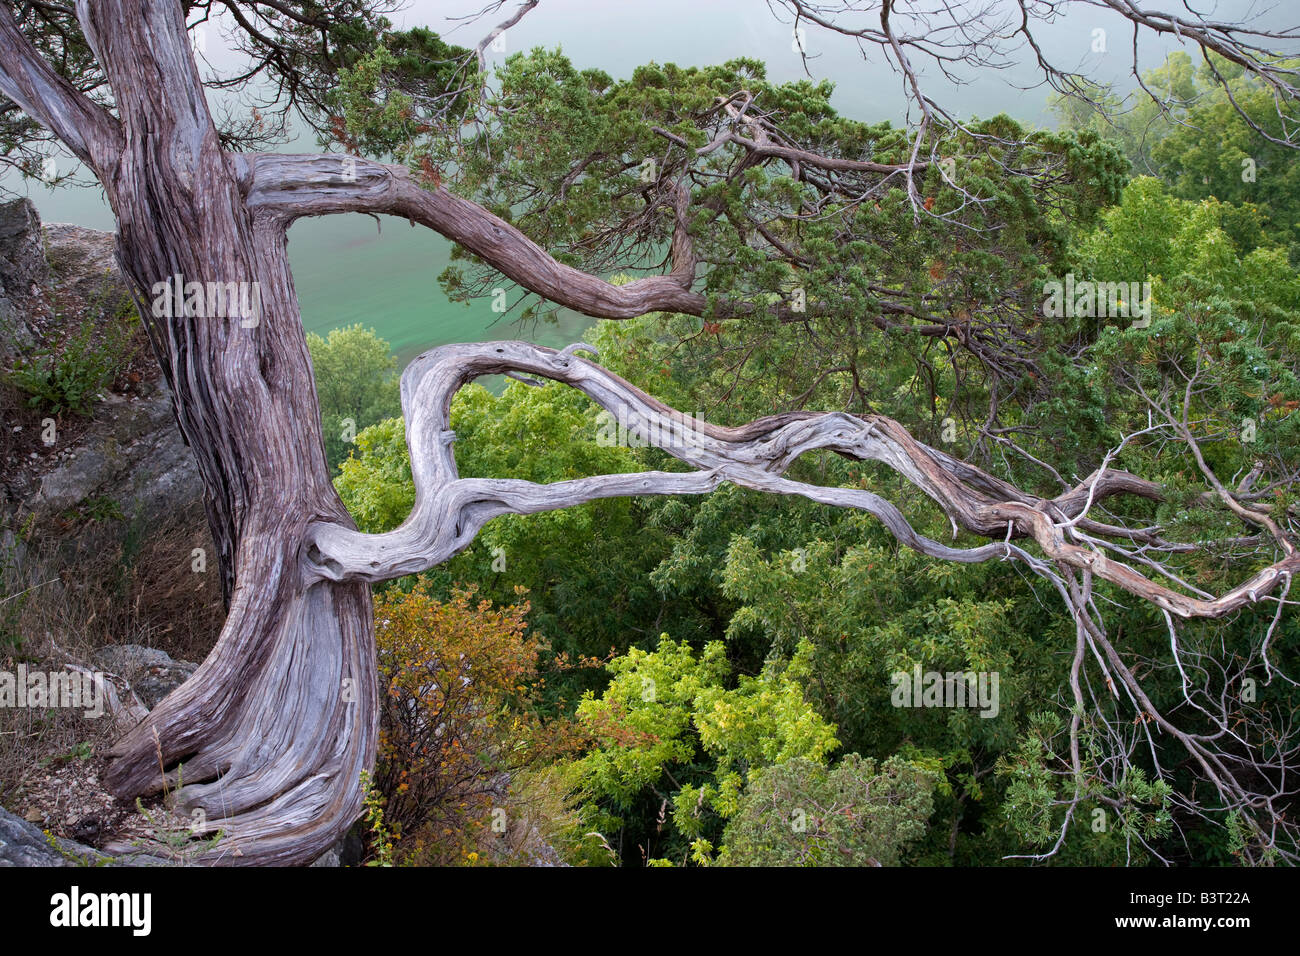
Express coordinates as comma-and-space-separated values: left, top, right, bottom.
1, 197, 202, 532
42, 220, 121, 303
92, 644, 197, 710
27, 389, 201, 525
0, 805, 101, 866
0, 806, 168, 866
0, 198, 47, 364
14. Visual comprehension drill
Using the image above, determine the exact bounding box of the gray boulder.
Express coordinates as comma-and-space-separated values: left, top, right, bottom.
0, 197, 47, 362
32, 389, 200, 526
0, 805, 167, 867
92, 644, 198, 710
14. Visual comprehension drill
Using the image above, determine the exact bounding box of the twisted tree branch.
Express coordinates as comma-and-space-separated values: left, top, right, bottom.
303, 340, 1300, 623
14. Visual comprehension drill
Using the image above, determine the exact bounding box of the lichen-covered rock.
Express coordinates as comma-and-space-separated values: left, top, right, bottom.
92, 644, 198, 710
0, 198, 47, 290
0, 805, 168, 866
31, 392, 200, 526
42, 221, 121, 304
0, 805, 84, 866
0, 197, 47, 363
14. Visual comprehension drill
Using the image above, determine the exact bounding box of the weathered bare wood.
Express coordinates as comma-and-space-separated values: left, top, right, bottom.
305, 341, 1300, 623
57, 0, 376, 867
239, 152, 704, 320
0, 3, 121, 169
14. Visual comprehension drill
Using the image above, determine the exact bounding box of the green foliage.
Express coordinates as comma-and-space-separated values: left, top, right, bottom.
325, 46, 423, 161
7, 313, 135, 417
306, 324, 401, 473
422, 50, 1127, 448
333, 416, 413, 531
996, 711, 1175, 865
718, 755, 936, 866
1052, 175, 1300, 540
62, 495, 124, 526
1054, 51, 1300, 258
330, 43, 1125, 446
566, 634, 839, 865
359, 769, 395, 867
40, 740, 93, 766
321, 30, 476, 158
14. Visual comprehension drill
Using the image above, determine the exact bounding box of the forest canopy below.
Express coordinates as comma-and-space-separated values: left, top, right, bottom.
305, 44, 1300, 866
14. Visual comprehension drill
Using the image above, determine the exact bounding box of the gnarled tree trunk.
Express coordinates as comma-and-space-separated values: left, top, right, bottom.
69, 0, 375, 865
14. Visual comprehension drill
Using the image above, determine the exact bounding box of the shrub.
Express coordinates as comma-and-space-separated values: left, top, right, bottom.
717, 754, 937, 866
370, 580, 574, 865
8, 314, 135, 417
305, 324, 401, 472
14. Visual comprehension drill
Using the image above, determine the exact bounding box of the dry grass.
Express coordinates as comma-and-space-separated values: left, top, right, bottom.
0, 222, 224, 853
22, 502, 223, 661
0, 501, 223, 830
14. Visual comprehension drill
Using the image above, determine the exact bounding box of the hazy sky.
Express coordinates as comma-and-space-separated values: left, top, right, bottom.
14, 0, 1299, 225
411, 0, 1298, 123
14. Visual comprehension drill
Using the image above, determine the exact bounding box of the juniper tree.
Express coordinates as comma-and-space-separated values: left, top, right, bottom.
1, 0, 1298, 864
